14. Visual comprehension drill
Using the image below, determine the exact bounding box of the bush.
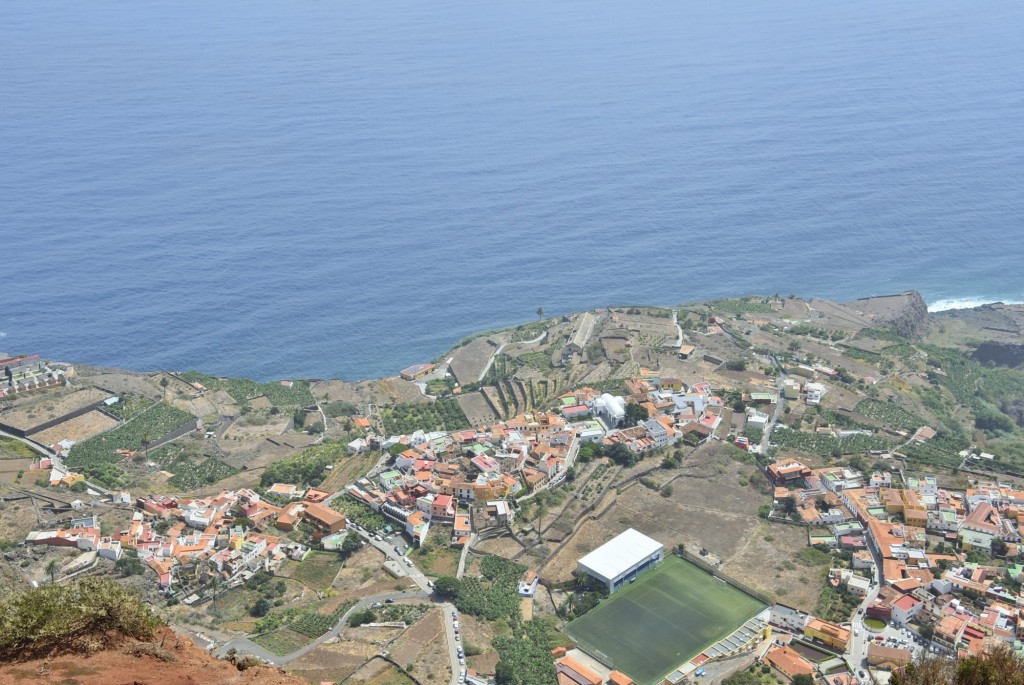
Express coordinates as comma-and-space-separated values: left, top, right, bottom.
250, 598, 271, 617
348, 608, 377, 627
0, 578, 163, 659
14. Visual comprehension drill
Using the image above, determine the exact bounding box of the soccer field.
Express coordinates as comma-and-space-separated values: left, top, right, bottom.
566, 555, 766, 685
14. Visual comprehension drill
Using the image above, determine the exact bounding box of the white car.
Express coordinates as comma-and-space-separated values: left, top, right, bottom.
459, 657, 465, 666
455, 634, 460, 642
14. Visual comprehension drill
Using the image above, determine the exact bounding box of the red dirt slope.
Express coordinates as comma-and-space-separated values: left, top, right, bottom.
0, 628, 307, 685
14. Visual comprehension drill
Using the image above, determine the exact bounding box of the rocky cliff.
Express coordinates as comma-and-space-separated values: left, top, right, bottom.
847, 290, 930, 340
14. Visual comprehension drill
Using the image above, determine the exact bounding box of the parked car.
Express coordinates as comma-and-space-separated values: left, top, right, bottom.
385, 598, 394, 604
455, 633, 460, 642
459, 657, 465, 666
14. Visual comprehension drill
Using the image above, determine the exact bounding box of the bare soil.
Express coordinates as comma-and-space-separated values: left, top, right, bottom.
0, 386, 112, 432
0, 627, 304, 685
721, 520, 824, 612
388, 608, 451, 685
541, 443, 768, 584
32, 410, 119, 446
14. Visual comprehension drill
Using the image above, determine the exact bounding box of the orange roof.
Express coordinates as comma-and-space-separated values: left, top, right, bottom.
557, 657, 602, 685
304, 502, 345, 528
608, 671, 634, 685
766, 646, 815, 679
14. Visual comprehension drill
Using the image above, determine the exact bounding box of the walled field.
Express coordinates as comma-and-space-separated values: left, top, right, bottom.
565, 556, 765, 685
31, 410, 119, 446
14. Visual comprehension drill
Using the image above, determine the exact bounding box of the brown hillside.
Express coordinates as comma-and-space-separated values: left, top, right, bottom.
0, 627, 306, 685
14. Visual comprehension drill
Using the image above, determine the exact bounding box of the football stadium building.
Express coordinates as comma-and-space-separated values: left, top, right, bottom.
577, 528, 664, 592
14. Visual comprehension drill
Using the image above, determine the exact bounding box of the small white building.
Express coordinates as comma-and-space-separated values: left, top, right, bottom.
804, 382, 826, 406
518, 570, 539, 597
745, 409, 770, 431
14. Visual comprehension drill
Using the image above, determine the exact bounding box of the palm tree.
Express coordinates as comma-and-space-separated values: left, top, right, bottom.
536, 307, 544, 320
141, 433, 153, 460
45, 559, 60, 584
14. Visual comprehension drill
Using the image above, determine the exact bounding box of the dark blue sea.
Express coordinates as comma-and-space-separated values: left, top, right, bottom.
3, 0, 1023, 381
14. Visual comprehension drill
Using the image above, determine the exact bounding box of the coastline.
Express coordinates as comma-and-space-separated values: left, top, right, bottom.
5, 292, 1022, 385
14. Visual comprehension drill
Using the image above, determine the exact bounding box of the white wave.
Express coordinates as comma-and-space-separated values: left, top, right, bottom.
928, 297, 1024, 312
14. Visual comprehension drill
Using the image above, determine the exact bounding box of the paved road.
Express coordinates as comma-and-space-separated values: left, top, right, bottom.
216, 587, 429, 665
217, 527, 464, 685
759, 371, 788, 454
844, 533, 884, 674
476, 343, 507, 383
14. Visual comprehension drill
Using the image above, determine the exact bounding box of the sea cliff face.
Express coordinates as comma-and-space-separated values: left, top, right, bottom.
883, 291, 930, 340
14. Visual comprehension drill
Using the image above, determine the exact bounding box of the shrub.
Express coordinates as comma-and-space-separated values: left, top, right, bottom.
0, 578, 162, 659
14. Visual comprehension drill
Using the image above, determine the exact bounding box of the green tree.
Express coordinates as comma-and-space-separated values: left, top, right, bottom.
725, 360, 747, 372
348, 608, 377, 627
45, 559, 60, 584
792, 676, 814, 685
250, 598, 271, 617
624, 402, 649, 426
605, 442, 637, 467
536, 307, 544, 320
340, 533, 364, 557
433, 576, 460, 598
115, 549, 146, 577
991, 538, 1009, 557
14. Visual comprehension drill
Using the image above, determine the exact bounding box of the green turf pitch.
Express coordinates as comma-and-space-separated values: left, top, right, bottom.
565, 555, 766, 685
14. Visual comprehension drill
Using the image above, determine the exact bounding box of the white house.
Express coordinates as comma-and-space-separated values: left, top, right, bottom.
891, 594, 924, 627
745, 409, 770, 431
805, 382, 826, 406
518, 570, 540, 597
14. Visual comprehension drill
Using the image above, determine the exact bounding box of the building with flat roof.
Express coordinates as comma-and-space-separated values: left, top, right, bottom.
576, 528, 663, 593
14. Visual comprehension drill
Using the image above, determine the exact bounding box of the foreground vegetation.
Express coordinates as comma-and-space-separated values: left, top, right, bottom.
0, 578, 163, 659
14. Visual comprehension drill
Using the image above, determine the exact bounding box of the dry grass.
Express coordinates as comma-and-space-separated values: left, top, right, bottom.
31, 410, 119, 446
388, 609, 451, 685
721, 521, 824, 611
541, 443, 767, 584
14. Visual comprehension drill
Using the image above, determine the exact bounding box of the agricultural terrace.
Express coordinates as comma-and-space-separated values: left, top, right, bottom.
65, 402, 196, 485
146, 442, 238, 490
260, 441, 345, 488
176, 371, 314, 407
379, 399, 469, 435
566, 555, 766, 685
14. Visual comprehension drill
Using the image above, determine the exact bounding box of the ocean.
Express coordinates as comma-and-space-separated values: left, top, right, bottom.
2, 0, 1023, 381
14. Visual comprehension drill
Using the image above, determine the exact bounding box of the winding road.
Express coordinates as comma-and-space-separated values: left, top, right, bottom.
215, 527, 465, 685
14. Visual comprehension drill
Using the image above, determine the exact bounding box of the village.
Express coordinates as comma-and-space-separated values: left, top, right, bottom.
4, 293, 1024, 685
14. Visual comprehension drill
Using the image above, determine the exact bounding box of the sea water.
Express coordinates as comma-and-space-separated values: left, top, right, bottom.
2, 0, 1022, 380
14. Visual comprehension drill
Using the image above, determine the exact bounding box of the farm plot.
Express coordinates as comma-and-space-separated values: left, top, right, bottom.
771, 428, 894, 456
144, 442, 239, 491
177, 371, 314, 407
280, 551, 344, 591
30, 411, 119, 447
65, 402, 195, 470
854, 399, 926, 433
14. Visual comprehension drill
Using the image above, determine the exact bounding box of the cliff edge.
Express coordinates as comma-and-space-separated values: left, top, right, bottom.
846, 290, 929, 339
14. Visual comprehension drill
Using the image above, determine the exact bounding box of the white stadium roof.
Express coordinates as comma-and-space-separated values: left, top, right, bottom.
577, 528, 663, 581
